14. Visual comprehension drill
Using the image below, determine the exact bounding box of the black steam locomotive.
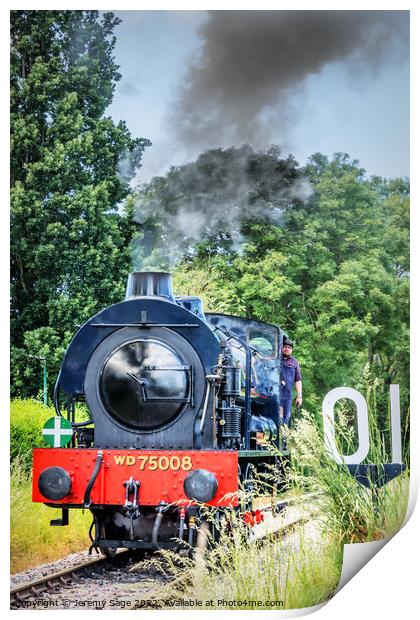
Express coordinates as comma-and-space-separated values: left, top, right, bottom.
33, 272, 289, 553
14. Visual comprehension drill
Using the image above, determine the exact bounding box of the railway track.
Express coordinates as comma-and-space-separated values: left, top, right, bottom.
10, 493, 321, 609
10, 550, 135, 608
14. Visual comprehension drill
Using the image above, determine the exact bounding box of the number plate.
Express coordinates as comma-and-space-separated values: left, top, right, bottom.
114, 454, 193, 471
32, 449, 238, 507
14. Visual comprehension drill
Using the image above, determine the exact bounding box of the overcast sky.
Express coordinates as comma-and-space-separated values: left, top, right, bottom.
106, 10, 410, 184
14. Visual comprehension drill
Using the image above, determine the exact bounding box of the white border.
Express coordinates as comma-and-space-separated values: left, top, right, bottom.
2, 2, 417, 618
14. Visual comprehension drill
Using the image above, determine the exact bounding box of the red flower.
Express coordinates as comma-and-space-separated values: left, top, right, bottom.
253, 509, 264, 524
243, 511, 255, 526
243, 510, 265, 527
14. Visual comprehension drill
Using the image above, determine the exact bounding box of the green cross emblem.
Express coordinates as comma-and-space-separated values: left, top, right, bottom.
42, 417, 73, 448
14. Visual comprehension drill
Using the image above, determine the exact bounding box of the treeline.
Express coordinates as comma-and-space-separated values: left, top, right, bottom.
11, 12, 409, 437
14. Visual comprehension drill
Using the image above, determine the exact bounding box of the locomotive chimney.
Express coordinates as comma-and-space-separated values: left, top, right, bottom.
125, 272, 175, 302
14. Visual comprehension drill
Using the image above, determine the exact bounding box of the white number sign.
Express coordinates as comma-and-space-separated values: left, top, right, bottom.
322, 385, 402, 465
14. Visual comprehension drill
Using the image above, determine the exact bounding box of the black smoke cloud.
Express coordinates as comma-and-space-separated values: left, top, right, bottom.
173, 10, 409, 149
131, 145, 312, 271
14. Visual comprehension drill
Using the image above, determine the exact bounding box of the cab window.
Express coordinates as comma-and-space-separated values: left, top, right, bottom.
248, 328, 277, 358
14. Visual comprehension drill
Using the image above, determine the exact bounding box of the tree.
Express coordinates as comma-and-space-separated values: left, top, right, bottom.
11, 11, 150, 396
167, 151, 409, 421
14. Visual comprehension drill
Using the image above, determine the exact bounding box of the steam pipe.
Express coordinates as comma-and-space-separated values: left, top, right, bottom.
84, 451, 103, 508
212, 326, 255, 449
200, 375, 219, 433
244, 346, 252, 449
152, 501, 168, 549
54, 378, 94, 428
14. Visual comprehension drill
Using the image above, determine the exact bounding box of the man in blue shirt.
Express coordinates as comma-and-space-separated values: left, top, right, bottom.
280, 338, 302, 426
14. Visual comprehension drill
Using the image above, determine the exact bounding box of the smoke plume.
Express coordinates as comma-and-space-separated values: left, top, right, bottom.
130, 11, 408, 271
131, 145, 312, 271
173, 11, 408, 149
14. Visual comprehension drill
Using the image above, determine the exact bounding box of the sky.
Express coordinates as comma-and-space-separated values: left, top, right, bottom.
97, 11, 407, 183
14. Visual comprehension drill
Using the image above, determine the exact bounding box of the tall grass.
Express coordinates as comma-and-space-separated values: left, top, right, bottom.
10, 399, 92, 573
191, 512, 343, 610
285, 406, 409, 543
136, 494, 343, 610
10, 460, 91, 573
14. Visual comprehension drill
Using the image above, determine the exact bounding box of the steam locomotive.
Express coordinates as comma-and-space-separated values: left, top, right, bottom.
32, 272, 289, 553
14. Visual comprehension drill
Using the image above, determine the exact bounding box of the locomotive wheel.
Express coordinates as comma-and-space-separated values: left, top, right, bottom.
99, 546, 118, 558
271, 457, 287, 498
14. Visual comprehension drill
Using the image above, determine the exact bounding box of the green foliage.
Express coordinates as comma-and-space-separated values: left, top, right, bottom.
173, 256, 247, 315
10, 10, 150, 396
10, 399, 52, 470
10, 398, 88, 471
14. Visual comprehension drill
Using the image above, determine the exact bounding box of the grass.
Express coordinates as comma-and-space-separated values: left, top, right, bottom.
135, 498, 343, 610
188, 516, 343, 610
10, 399, 93, 573
135, 404, 409, 611
10, 399, 53, 471
285, 408, 410, 543
10, 461, 91, 573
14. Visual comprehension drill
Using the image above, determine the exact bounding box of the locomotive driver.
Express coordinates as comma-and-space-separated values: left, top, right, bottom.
280, 337, 302, 426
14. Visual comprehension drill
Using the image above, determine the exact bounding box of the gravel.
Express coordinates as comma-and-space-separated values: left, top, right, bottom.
11, 550, 94, 587
11, 550, 169, 610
